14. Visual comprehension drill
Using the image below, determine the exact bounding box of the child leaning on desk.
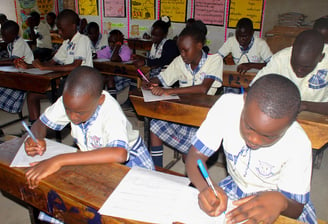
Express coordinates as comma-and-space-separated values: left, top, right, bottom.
16, 9, 93, 125
252, 29, 328, 115
186, 74, 316, 224
143, 20, 223, 167
24, 66, 154, 189
0, 20, 34, 114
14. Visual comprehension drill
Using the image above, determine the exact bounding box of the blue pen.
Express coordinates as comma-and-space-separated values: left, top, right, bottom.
197, 159, 218, 198
240, 86, 244, 94
21, 121, 38, 143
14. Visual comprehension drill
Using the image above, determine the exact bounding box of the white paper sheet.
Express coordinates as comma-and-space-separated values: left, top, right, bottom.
10, 138, 77, 167
141, 88, 180, 102
223, 64, 259, 73
93, 58, 111, 62
99, 167, 232, 224
0, 66, 53, 75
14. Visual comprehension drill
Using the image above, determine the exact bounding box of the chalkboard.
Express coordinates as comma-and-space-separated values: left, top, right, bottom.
228, 0, 264, 30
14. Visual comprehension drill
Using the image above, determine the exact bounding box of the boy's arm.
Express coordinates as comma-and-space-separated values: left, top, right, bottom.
25, 146, 127, 189
186, 146, 227, 217
237, 62, 267, 74
33, 59, 82, 71
300, 101, 328, 115
25, 119, 48, 157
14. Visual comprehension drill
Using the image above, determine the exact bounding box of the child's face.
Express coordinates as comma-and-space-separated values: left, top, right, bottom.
1, 29, 15, 43
236, 27, 253, 49
46, 15, 55, 26
63, 92, 104, 125
87, 27, 99, 43
151, 27, 165, 45
108, 34, 123, 50
177, 35, 203, 65
57, 18, 76, 40
239, 96, 290, 150
291, 49, 322, 78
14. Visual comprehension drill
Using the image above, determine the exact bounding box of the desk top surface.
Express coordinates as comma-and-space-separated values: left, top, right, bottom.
0, 137, 302, 224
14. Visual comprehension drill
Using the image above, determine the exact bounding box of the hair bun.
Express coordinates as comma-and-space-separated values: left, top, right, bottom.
161, 15, 170, 23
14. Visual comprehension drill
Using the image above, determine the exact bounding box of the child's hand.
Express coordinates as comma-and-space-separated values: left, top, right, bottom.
14, 58, 28, 69
225, 191, 287, 224
24, 137, 46, 156
25, 158, 61, 189
32, 59, 44, 70
198, 185, 228, 217
142, 80, 158, 90
237, 63, 251, 74
151, 86, 167, 96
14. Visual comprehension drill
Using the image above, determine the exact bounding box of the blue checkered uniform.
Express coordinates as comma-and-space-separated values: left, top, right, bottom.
0, 87, 26, 113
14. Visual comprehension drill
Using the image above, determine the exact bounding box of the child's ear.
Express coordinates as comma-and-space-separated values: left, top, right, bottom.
196, 42, 203, 50
98, 94, 105, 105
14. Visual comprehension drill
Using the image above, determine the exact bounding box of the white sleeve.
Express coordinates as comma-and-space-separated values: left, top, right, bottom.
218, 37, 234, 58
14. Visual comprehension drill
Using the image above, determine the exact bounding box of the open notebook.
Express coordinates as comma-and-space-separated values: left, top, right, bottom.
10, 138, 77, 167
99, 167, 235, 224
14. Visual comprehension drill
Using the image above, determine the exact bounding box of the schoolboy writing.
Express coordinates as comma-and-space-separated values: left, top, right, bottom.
86, 22, 107, 59
218, 18, 272, 74
0, 20, 34, 114
186, 74, 316, 224
252, 30, 328, 115
143, 21, 223, 167
25, 66, 154, 189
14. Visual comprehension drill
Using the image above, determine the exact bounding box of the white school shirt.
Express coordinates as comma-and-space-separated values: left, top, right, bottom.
218, 36, 272, 65
158, 54, 223, 95
8, 36, 34, 64
90, 33, 108, 54
53, 32, 93, 67
194, 94, 312, 196
253, 47, 328, 102
41, 91, 139, 158
34, 21, 52, 49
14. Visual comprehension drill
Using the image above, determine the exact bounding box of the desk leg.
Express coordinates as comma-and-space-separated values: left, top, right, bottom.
51, 79, 62, 142
144, 117, 150, 148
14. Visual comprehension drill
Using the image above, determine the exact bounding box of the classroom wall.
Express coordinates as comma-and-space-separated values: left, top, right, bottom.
5, 0, 328, 54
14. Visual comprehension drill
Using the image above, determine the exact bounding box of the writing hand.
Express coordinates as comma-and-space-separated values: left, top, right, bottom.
14, 58, 28, 69
237, 63, 251, 74
24, 137, 46, 156
225, 191, 287, 224
142, 80, 158, 90
198, 186, 228, 216
151, 86, 168, 96
32, 59, 44, 69
26, 158, 61, 189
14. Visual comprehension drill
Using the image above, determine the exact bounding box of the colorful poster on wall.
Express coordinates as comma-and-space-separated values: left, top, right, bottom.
79, 0, 98, 16
130, 0, 155, 20
194, 0, 225, 25
104, 0, 125, 17
228, 0, 264, 30
37, 0, 53, 14
160, 0, 187, 23
62, 0, 75, 11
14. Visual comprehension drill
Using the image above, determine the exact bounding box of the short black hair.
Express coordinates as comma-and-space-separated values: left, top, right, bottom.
293, 29, 324, 57
246, 74, 301, 121
152, 20, 169, 35
0, 13, 7, 24
64, 66, 104, 98
87, 22, 99, 33
236, 18, 253, 31
313, 17, 328, 31
57, 9, 79, 26
30, 11, 40, 20
179, 20, 207, 45
109, 29, 123, 37
1, 20, 19, 36
47, 12, 56, 20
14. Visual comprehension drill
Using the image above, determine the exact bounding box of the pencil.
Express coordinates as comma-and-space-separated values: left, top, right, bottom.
137, 69, 150, 83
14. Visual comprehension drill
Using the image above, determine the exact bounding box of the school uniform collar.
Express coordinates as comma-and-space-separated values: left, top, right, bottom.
67, 32, 81, 50
93, 33, 103, 48
7, 36, 20, 57
184, 50, 208, 75
77, 104, 101, 132
239, 36, 254, 54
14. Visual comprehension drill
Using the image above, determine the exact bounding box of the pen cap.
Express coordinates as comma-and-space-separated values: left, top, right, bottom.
197, 159, 209, 179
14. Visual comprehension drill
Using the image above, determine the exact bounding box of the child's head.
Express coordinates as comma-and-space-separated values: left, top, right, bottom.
177, 20, 207, 65
1, 20, 19, 44
151, 20, 169, 44
46, 12, 56, 27
313, 17, 328, 43
291, 29, 324, 78
86, 22, 100, 43
56, 9, 79, 40
28, 11, 40, 27
108, 29, 124, 50
235, 18, 254, 49
63, 66, 105, 125
0, 13, 8, 26
241, 74, 300, 150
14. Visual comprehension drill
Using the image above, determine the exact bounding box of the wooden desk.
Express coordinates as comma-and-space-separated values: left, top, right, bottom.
130, 92, 328, 168
222, 64, 257, 88
93, 60, 150, 88
0, 137, 302, 224
125, 38, 152, 54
